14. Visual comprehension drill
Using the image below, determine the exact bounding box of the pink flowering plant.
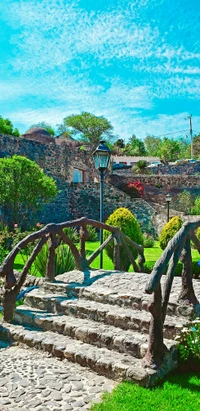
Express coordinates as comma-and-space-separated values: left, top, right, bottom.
127, 181, 144, 197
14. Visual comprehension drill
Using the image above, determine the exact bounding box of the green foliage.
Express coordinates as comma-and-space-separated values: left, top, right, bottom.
142, 233, 155, 248
191, 196, 200, 215
0, 245, 9, 264
176, 191, 194, 214
159, 216, 183, 250
124, 135, 147, 156
144, 135, 162, 156
63, 112, 113, 145
104, 207, 143, 271
158, 137, 181, 162
34, 243, 75, 277
143, 260, 200, 278
62, 227, 79, 243
0, 116, 20, 136
193, 134, 200, 157
85, 225, 98, 242
196, 227, 200, 241
177, 320, 200, 362
0, 155, 58, 228
0, 231, 13, 251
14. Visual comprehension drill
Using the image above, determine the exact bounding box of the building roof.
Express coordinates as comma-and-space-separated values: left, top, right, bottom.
22, 127, 56, 144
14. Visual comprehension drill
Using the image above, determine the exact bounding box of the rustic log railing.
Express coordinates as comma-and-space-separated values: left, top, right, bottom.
0, 217, 145, 322
144, 220, 200, 368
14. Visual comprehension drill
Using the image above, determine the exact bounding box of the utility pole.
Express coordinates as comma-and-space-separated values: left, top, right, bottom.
186, 114, 193, 159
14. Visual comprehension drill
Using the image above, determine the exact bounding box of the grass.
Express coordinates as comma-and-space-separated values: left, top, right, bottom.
13, 241, 200, 273
90, 373, 200, 411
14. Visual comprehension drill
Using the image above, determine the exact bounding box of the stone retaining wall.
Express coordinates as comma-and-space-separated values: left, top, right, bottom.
37, 182, 156, 235
0, 134, 95, 182
110, 174, 200, 204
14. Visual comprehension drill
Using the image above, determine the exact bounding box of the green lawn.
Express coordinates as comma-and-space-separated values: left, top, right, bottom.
90, 373, 200, 411
14, 241, 200, 273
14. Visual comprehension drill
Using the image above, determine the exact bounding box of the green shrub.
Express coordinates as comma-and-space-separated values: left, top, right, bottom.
62, 227, 79, 243
34, 243, 75, 277
177, 320, 200, 361
142, 260, 200, 278
191, 196, 200, 215
159, 216, 183, 250
0, 231, 14, 251
143, 233, 155, 248
103, 207, 143, 271
196, 227, 200, 241
86, 225, 98, 242
176, 190, 194, 214
0, 245, 9, 264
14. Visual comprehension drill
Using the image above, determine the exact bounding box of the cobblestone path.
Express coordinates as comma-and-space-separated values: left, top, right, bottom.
0, 344, 115, 411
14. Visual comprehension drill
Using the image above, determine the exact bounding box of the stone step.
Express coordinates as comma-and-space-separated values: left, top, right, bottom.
0, 321, 177, 387
24, 289, 188, 339
42, 270, 200, 318
14, 306, 176, 359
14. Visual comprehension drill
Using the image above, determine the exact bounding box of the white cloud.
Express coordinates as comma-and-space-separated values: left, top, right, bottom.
1, 0, 200, 138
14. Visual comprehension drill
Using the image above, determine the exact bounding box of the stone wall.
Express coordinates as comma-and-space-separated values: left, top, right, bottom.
37, 182, 156, 235
0, 134, 95, 182
110, 174, 200, 204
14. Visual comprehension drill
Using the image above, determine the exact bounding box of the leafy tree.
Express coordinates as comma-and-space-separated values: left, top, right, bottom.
125, 135, 147, 156
0, 155, 58, 229
176, 191, 194, 214
178, 137, 190, 159
0, 116, 20, 137
144, 136, 161, 157
62, 112, 113, 145
158, 137, 181, 162
114, 139, 125, 149
192, 134, 200, 158
30, 121, 55, 136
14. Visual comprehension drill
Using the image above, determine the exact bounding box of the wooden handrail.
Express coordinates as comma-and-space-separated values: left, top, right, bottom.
144, 219, 200, 368
0, 217, 145, 322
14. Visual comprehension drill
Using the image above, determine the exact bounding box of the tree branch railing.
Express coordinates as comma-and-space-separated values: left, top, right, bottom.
0, 217, 145, 322
144, 220, 200, 368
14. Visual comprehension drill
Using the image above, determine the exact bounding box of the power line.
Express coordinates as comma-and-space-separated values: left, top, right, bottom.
155, 129, 189, 138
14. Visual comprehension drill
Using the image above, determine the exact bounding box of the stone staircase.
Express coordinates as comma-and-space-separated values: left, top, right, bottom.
1, 270, 199, 387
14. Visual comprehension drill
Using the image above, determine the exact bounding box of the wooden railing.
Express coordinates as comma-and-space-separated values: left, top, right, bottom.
0, 217, 145, 322
144, 220, 200, 368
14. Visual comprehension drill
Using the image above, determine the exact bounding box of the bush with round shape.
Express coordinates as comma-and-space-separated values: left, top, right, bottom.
159, 216, 183, 250
103, 207, 143, 271
143, 233, 155, 248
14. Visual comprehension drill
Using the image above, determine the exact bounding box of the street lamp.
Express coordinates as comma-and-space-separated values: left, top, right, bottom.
93, 141, 111, 269
166, 193, 172, 223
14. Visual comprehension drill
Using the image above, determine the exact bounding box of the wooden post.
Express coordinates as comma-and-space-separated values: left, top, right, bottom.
144, 283, 167, 368
46, 234, 57, 281
179, 236, 199, 305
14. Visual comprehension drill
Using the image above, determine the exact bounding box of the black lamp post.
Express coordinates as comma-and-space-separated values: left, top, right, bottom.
166, 193, 172, 223
93, 141, 111, 269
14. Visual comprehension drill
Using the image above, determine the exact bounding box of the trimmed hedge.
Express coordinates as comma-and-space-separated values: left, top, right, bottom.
159, 216, 183, 250
104, 207, 143, 271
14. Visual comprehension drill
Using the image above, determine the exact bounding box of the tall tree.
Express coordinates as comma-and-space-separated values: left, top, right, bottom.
144, 135, 162, 156
30, 121, 55, 136
63, 112, 113, 145
0, 155, 58, 228
192, 134, 200, 157
158, 137, 181, 162
0, 116, 20, 137
125, 135, 147, 156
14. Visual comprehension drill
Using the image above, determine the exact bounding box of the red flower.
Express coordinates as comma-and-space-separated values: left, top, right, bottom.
127, 181, 144, 197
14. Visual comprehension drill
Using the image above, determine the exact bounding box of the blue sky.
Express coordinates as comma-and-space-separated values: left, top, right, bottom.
0, 0, 200, 141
